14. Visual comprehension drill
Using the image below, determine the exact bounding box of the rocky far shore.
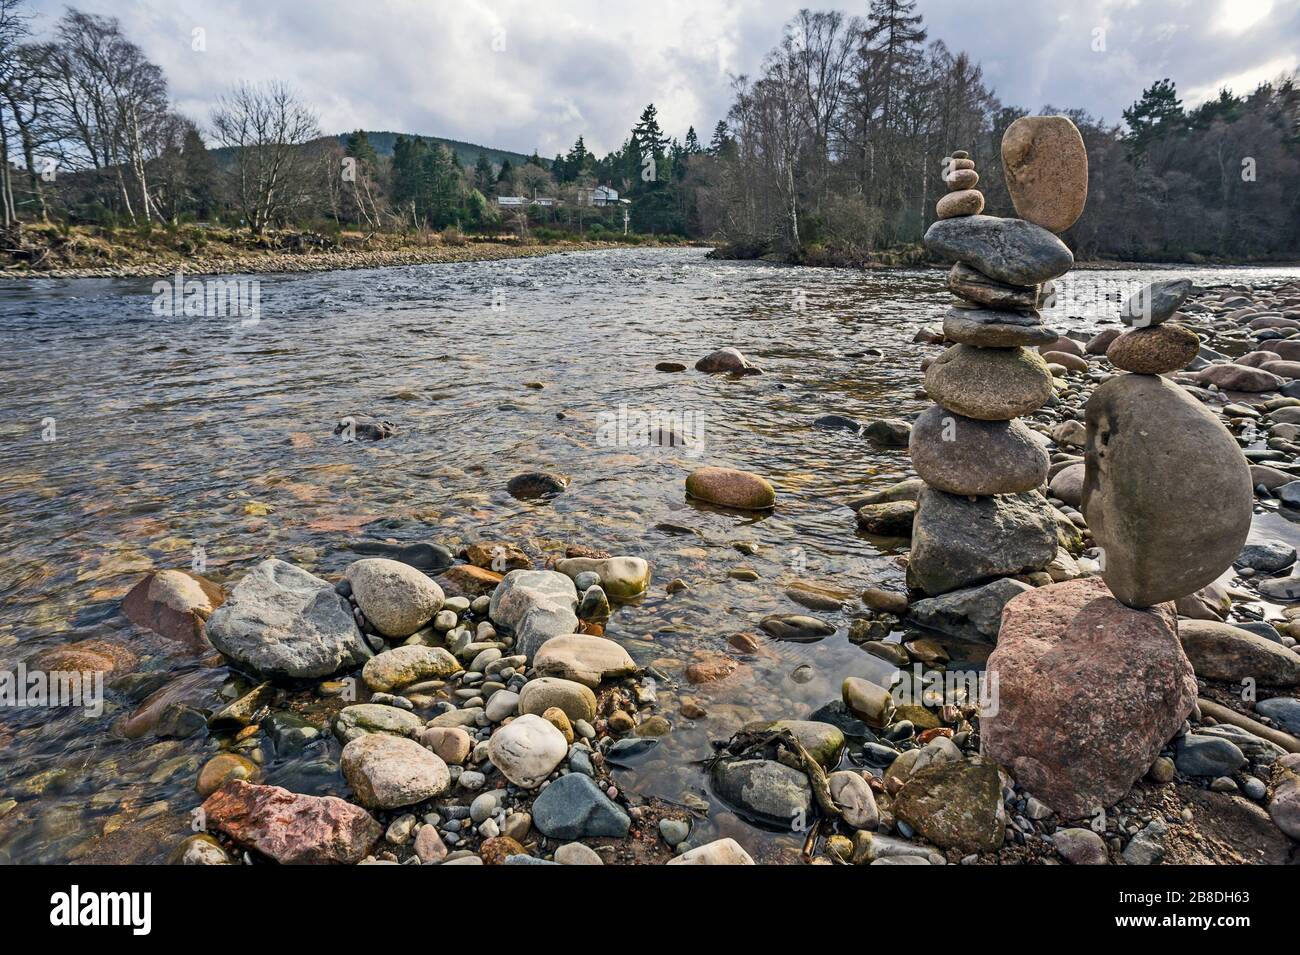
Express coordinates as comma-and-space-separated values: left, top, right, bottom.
0, 238, 643, 281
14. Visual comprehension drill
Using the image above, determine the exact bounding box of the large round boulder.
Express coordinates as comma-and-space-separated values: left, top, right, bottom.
981, 578, 1197, 818
1000, 115, 1089, 234
1083, 374, 1252, 607
924, 345, 1054, 420
909, 405, 1049, 495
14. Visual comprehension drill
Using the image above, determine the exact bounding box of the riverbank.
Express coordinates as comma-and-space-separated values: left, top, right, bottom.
2, 251, 1298, 865
705, 240, 1300, 273
0, 223, 683, 280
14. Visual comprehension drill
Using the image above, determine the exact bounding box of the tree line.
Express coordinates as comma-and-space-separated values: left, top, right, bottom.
2, 0, 1298, 262
694, 1, 1300, 263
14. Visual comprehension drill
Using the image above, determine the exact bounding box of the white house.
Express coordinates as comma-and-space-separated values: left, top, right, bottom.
496, 195, 557, 207
579, 185, 629, 207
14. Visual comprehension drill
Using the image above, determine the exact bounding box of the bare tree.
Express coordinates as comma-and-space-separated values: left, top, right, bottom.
211, 80, 319, 235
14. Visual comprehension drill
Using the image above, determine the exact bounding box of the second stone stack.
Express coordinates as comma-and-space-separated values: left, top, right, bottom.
907, 118, 1089, 596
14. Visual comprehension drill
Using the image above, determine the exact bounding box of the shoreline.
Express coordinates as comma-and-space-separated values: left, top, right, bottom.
0, 239, 659, 282
6, 240, 1297, 284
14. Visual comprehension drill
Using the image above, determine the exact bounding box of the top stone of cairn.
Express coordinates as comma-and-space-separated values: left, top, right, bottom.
1001, 115, 1089, 234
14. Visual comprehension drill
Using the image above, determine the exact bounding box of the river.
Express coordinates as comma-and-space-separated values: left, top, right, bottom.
2, 247, 1299, 863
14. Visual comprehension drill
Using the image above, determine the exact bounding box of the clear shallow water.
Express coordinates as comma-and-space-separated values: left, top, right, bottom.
2, 248, 1299, 863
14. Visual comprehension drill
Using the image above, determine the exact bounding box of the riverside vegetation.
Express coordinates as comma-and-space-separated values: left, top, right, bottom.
2, 1, 1298, 274
2, 114, 1300, 865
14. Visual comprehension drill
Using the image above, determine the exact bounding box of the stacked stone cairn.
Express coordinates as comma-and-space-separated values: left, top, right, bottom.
907, 120, 1085, 597
971, 121, 1257, 820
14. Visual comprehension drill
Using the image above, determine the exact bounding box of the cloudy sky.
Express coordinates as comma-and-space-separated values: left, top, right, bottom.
24, 0, 1300, 156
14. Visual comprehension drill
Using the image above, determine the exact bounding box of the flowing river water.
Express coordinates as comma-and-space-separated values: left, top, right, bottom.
2, 247, 1300, 863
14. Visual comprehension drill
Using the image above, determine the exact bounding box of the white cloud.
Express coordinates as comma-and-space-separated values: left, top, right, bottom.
23, 0, 1300, 153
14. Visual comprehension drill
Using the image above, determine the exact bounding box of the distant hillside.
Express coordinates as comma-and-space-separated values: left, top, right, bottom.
334, 131, 544, 171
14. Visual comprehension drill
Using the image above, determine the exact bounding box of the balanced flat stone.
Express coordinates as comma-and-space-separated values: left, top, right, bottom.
1120, 278, 1193, 328
1083, 374, 1253, 607
1000, 115, 1089, 234
937, 189, 983, 219
1106, 324, 1199, 374
906, 487, 1058, 595
942, 306, 1059, 348
924, 215, 1074, 286
909, 405, 1049, 495
947, 263, 1040, 311
924, 344, 1054, 420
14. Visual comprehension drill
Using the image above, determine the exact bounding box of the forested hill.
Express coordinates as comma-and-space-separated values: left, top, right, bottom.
332, 132, 541, 170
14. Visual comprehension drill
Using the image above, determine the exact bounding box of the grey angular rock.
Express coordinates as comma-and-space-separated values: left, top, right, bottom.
530, 772, 630, 839
909, 405, 1049, 495
907, 488, 1057, 596
907, 577, 1033, 643
1234, 539, 1296, 574
488, 569, 579, 659
206, 559, 372, 682
924, 214, 1074, 286
1121, 818, 1169, 865
1174, 734, 1246, 777
1119, 279, 1193, 328
1083, 374, 1252, 608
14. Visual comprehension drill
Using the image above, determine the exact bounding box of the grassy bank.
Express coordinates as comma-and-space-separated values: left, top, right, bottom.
0, 223, 695, 280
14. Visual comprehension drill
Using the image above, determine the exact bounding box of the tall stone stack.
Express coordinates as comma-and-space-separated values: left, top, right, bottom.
906, 118, 1087, 597
974, 128, 1257, 818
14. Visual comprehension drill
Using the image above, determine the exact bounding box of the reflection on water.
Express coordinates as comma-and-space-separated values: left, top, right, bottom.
2, 249, 1299, 862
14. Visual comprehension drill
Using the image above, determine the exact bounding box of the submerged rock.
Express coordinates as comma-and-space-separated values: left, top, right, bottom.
1083, 374, 1252, 607
980, 578, 1196, 818
122, 569, 224, 649
206, 559, 372, 682
685, 466, 776, 510
506, 471, 570, 499
907, 488, 1057, 595
710, 758, 814, 829
695, 347, 761, 375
